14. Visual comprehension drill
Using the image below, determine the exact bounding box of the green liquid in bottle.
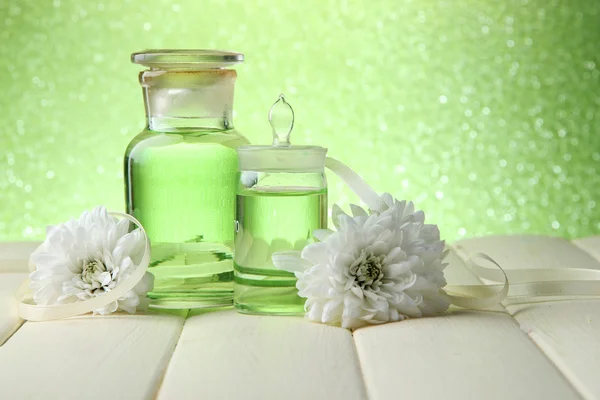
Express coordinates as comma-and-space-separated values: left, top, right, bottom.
125, 129, 249, 309
234, 187, 327, 315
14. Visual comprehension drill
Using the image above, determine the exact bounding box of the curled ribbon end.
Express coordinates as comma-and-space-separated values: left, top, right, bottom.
442, 252, 509, 310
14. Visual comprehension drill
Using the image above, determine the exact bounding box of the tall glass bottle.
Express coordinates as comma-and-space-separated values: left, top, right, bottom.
125, 50, 248, 309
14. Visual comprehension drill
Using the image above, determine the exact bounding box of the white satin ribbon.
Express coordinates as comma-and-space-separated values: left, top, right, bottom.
17, 212, 151, 322
324, 156, 600, 309
325, 157, 386, 211
444, 261, 600, 306
441, 253, 509, 309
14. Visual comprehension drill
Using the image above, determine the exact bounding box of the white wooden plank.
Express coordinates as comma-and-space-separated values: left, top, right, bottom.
0, 242, 39, 273
453, 235, 600, 271
573, 236, 600, 262
454, 235, 600, 400
157, 310, 367, 400
508, 300, 600, 400
354, 311, 579, 400
0, 313, 184, 400
0, 273, 27, 345
354, 248, 579, 400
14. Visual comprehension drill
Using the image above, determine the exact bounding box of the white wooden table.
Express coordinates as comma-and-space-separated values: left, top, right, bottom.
1, 236, 599, 400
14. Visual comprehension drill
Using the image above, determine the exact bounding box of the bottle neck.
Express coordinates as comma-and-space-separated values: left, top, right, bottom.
140, 69, 236, 132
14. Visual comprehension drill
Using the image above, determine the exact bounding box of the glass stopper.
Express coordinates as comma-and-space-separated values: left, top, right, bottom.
269, 94, 294, 147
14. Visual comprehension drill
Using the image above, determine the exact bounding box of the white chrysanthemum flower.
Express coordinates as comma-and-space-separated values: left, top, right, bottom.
273, 193, 449, 329
29, 206, 154, 315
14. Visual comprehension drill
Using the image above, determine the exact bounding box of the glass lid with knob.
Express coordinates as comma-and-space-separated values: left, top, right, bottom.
236, 94, 327, 173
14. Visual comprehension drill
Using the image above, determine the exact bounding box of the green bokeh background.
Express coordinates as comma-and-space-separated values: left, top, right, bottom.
0, 0, 598, 241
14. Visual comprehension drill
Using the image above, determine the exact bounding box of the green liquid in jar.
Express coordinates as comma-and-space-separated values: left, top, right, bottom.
234, 187, 327, 315
125, 129, 249, 309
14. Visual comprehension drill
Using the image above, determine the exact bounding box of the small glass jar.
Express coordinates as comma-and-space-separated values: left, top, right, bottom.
234, 96, 328, 315
124, 50, 249, 309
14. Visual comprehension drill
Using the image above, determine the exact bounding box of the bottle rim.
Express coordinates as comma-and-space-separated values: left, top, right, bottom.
131, 49, 244, 69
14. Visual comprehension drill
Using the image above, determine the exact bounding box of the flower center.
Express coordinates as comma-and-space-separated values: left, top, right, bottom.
351, 250, 385, 289
81, 259, 106, 285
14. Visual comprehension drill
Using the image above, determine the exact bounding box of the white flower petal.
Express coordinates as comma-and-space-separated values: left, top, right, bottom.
99, 272, 112, 286
133, 272, 155, 294
331, 204, 346, 230
382, 262, 412, 278
115, 218, 131, 241
363, 290, 380, 301
137, 295, 150, 311
333, 251, 355, 271
33, 282, 63, 306
93, 300, 119, 315
272, 251, 313, 273
313, 229, 334, 242
350, 204, 368, 218
389, 308, 401, 321
412, 210, 425, 224
384, 247, 407, 264
376, 193, 394, 213
418, 293, 450, 316
296, 265, 333, 298
420, 224, 440, 241
350, 285, 363, 299
301, 242, 330, 265
337, 213, 359, 232
113, 229, 145, 266
119, 304, 137, 314
369, 240, 389, 257
322, 299, 343, 323
30, 250, 62, 270
392, 293, 422, 318
405, 202, 415, 217
306, 300, 325, 322
374, 229, 393, 245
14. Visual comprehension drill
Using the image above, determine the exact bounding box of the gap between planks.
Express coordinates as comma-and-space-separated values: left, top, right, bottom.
451, 236, 600, 400
155, 310, 368, 400
351, 248, 581, 400
151, 308, 190, 400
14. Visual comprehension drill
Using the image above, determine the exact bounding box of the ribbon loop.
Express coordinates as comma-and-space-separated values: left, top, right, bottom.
443, 252, 600, 309
442, 253, 510, 309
